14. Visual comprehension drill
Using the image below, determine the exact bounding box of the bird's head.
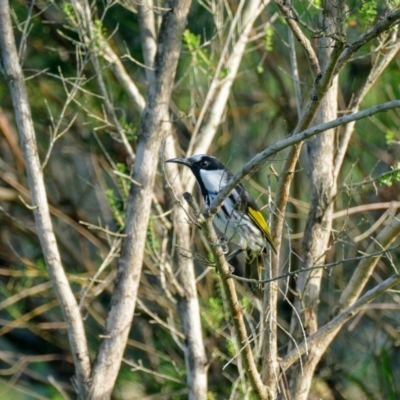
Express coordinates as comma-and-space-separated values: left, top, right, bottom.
166, 154, 225, 171
165, 154, 231, 194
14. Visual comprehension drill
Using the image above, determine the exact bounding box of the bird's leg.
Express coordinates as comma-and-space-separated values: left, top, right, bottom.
218, 236, 229, 254
215, 237, 243, 273
225, 248, 244, 274
213, 237, 233, 273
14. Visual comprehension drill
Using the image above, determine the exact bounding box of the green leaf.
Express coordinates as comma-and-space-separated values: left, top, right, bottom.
264, 25, 274, 52
183, 29, 211, 69
376, 348, 397, 400
385, 129, 395, 144
379, 162, 400, 187
219, 67, 229, 79
360, 0, 378, 25
105, 189, 125, 228
183, 29, 200, 50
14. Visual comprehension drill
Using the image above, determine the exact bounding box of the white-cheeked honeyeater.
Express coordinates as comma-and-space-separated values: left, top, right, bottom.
166, 154, 277, 296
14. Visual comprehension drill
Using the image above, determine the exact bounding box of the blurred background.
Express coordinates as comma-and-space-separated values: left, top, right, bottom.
0, 0, 399, 398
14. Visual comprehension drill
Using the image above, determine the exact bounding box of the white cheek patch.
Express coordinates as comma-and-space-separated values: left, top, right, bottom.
199, 169, 227, 192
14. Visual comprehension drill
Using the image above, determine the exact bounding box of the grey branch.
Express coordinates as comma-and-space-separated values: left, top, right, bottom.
0, 0, 91, 396
207, 100, 400, 216
335, 8, 400, 74
280, 274, 400, 371
184, 193, 270, 399
339, 212, 400, 311
87, 1, 194, 398
184, 0, 270, 190
275, 0, 320, 76
164, 134, 208, 399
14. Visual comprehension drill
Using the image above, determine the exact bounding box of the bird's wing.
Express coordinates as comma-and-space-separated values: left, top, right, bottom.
233, 183, 278, 254
247, 206, 277, 254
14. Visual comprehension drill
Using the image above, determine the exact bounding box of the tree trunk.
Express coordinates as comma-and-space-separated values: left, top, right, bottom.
287, 1, 344, 398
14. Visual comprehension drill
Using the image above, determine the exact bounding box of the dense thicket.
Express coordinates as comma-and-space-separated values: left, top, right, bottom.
0, 1, 400, 399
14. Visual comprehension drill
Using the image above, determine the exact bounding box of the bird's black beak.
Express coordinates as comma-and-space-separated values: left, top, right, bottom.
165, 157, 192, 167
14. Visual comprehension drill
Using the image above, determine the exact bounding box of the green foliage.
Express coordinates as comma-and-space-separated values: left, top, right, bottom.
205, 296, 225, 328
201, 280, 224, 326
385, 129, 396, 144
207, 391, 217, 400
119, 117, 137, 141
226, 337, 236, 357
35, 258, 47, 273
264, 25, 274, 52
379, 163, 400, 187
105, 188, 125, 228
375, 348, 398, 399
93, 19, 107, 41
115, 162, 130, 196
62, 2, 76, 24
183, 29, 200, 50
207, 251, 215, 264
241, 295, 250, 309
219, 67, 229, 79
146, 216, 161, 253
183, 29, 211, 71
359, 0, 378, 25
278, 15, 287, 26
104, 163, 131, 229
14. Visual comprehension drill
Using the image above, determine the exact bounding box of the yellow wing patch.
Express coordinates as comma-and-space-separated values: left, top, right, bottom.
247, 207, 277, 254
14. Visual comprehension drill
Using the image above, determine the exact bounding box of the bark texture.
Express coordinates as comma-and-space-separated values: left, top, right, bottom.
0, 0, 91, 396
287, 2, 345, 398
165, 134, 208, 399
87, 1, 193, 398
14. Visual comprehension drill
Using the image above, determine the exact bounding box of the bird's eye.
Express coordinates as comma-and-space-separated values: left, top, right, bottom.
201, 160, 209, 168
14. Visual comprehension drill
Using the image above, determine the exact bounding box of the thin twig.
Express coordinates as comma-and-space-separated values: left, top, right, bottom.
280, 273, 400, 371
275, 0, 320, 76
184, 192, 269, 399
335, 8, 400, 74
0, 2, 91, 395
339, 211, 400, 311
228, 243, 400, 285
86, 1, 194, 397
207, 100, 400, 218
184, 0, 269, 189
163, 133, 208, 399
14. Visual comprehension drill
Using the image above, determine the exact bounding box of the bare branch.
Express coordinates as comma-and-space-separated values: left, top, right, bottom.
335, 8, 400, 75
184, 0, 270, 187
208, 100, 400, 217
70, 0, 137, 161
281, 274, 400, 371
288, 27, 302, 116
184, 193, 270, 399
0, 0, 91, 395
139, 0, 157, 85
229, 243, 400, 286
164, 134, 208, 399
333, 30, 400, 179
275, 0, 320, 77
270, 34, 344, 263
339, 212, 400, 311
87, 1, 193, 397
138, 2, 208, 395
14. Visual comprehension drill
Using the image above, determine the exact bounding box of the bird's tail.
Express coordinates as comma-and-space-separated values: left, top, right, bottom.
244, 252, 265, 299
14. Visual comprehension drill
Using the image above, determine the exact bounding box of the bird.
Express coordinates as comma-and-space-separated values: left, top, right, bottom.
166, 154, 277, 296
